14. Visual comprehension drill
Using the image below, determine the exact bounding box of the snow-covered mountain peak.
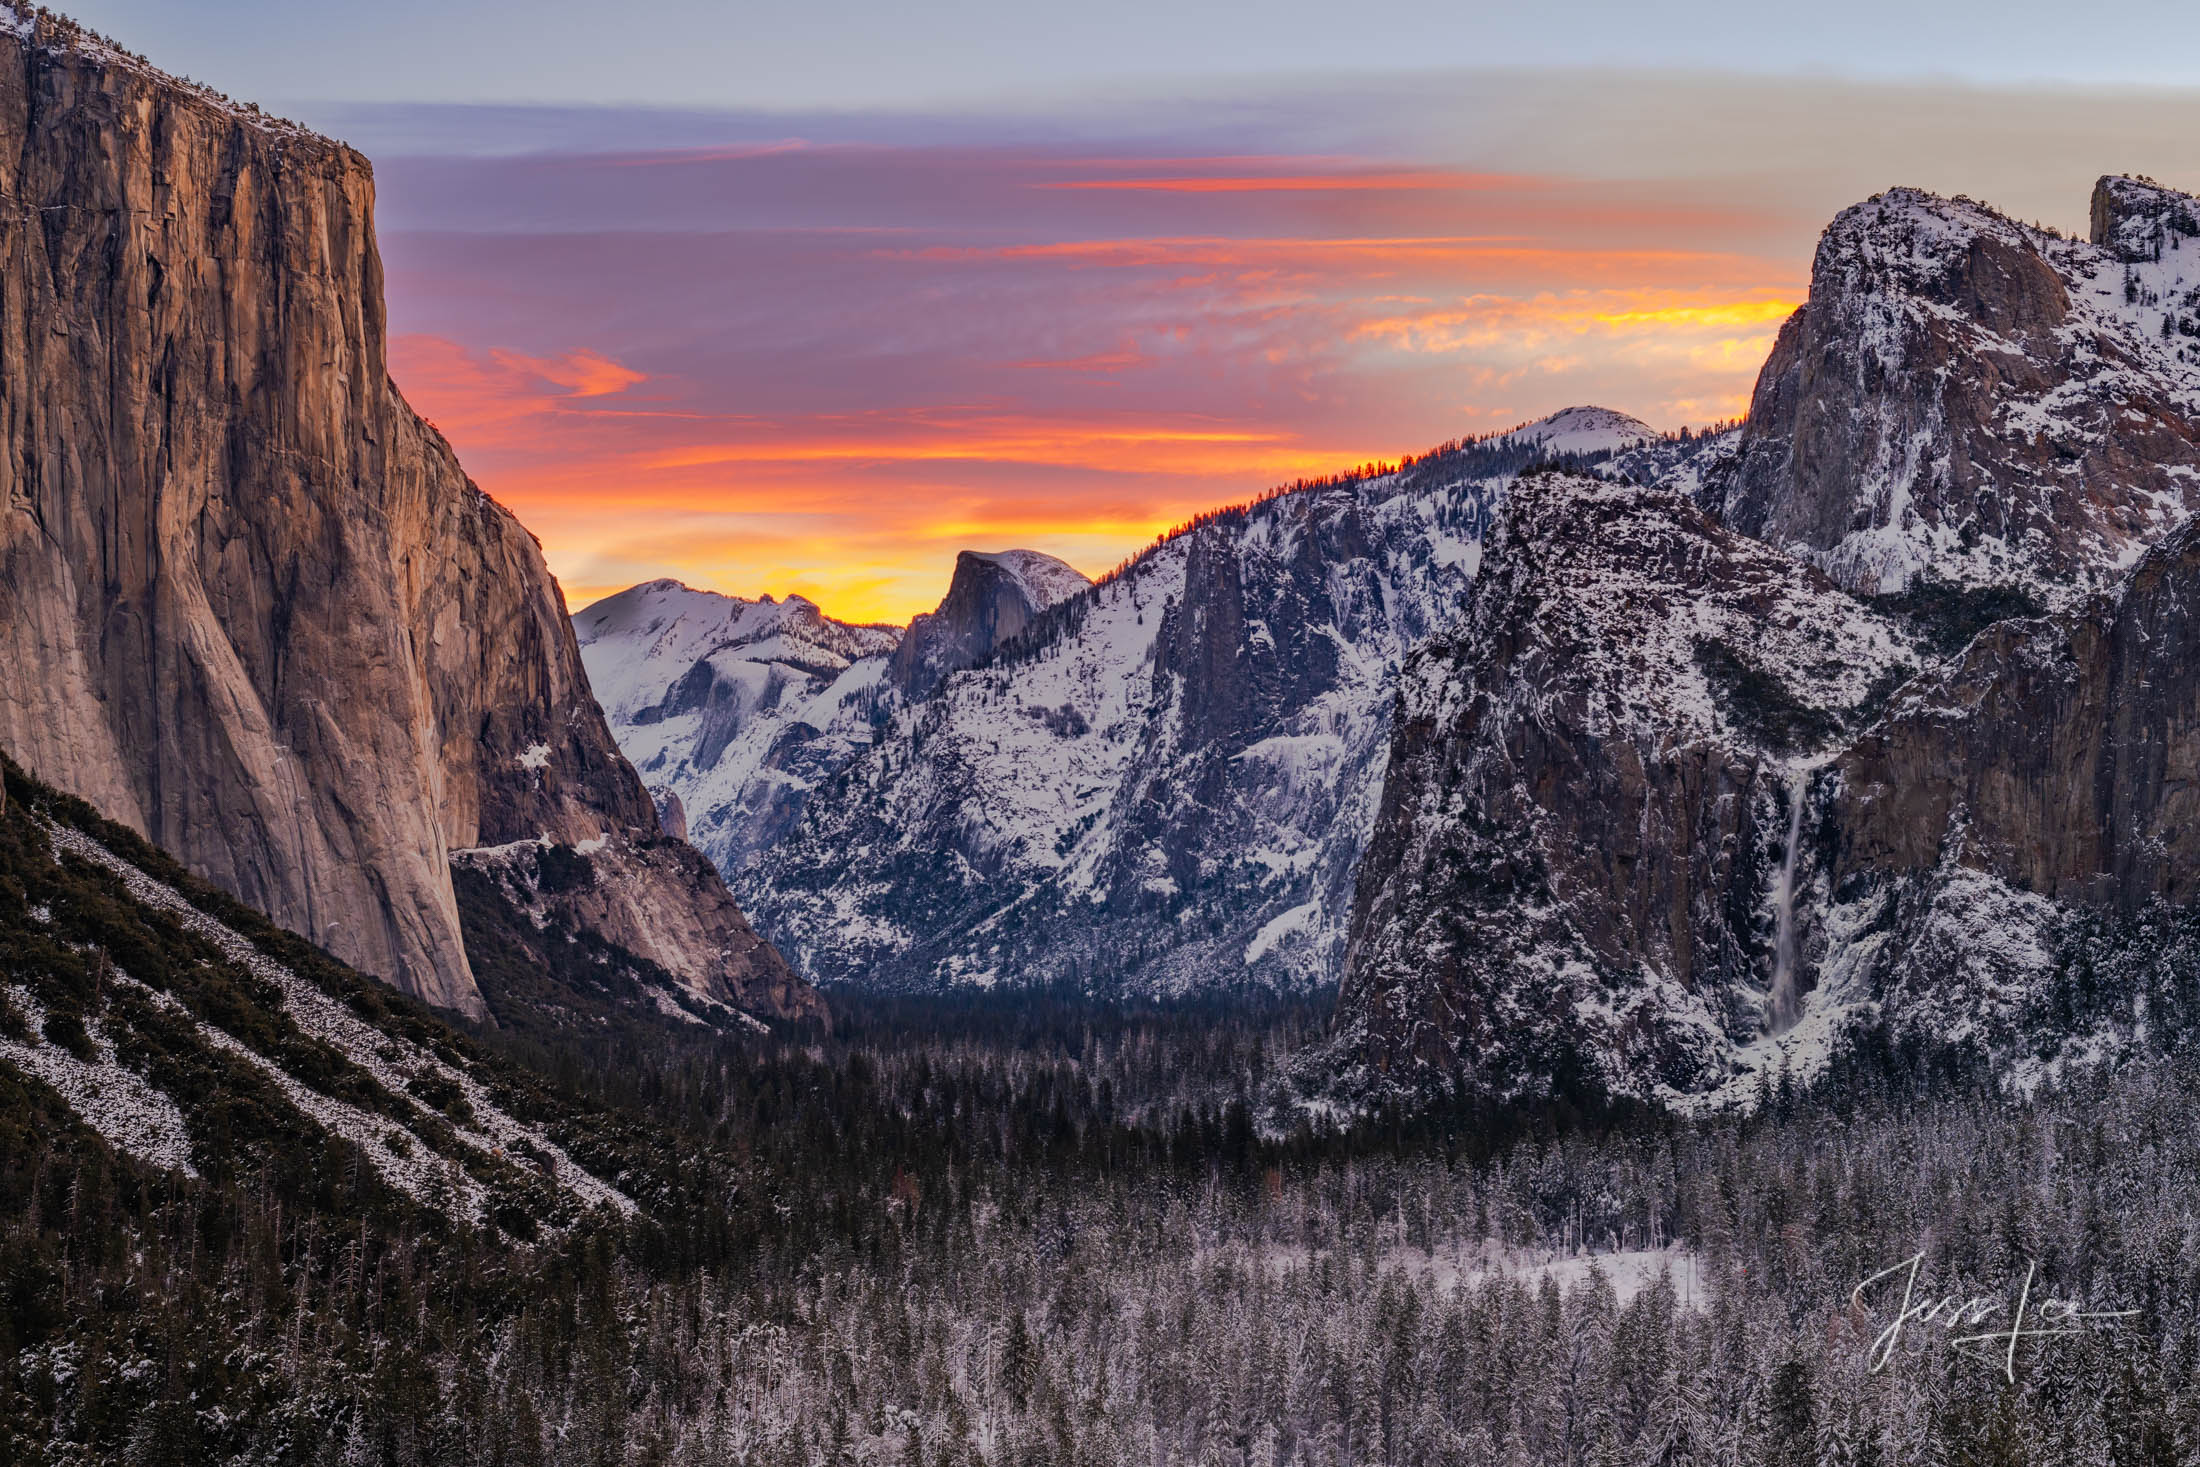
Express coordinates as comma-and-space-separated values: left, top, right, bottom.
961, 548, 1093, 613
2090, 174, 2200, 265
576, 581, 896, 721
1712, 178, 2200, 603
1498, 405, 1659, 459
889, 548, 1094, 698
572, 580, 900, 876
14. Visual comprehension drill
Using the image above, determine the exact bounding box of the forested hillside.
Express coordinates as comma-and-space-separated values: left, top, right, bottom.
8, 747, 2198, 1464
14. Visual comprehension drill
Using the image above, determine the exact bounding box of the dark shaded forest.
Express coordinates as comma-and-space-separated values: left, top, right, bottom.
4, 757, 2200, 1465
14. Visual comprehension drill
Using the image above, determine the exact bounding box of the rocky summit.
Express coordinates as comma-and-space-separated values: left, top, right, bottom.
1711, 179, 2200, 603
0, 12, 816, 1025
890, 549, 1093, 700
1330, 176, 2200, 1108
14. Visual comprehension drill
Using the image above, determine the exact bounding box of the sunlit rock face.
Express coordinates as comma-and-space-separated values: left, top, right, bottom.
0, 14, 813, 1022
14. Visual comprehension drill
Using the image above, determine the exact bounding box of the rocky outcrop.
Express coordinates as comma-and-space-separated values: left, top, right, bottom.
889, 550, 1091, 699
455, 833, 824, 1024
1709, 180, 2200, 602
2091, 173, 2200, 265
1333, 472, 1914, 1101
0, 13, 812, 1021
1333, 181, 2200, 1109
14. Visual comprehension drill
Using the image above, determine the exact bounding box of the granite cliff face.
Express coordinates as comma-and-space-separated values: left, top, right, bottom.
1333, 472, 1913, 1100
1333, 179, 2200, 1107
1806, 514, 2200, 1054
0, 12, 814, 1022
890, 549, 1091, 699
1710, 180, 2200, 602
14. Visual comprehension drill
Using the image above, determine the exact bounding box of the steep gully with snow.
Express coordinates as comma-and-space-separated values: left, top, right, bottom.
587, 177, 2200, 1107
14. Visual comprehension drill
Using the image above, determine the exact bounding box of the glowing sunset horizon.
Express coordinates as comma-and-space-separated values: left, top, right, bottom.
331, 68, 2200, 626
379, 145, 1801, 623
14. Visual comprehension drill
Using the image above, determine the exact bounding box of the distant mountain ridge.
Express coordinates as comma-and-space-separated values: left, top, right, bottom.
575, 581, 902, 878
583, 418, 1651, 995
574, 551, 1094, 887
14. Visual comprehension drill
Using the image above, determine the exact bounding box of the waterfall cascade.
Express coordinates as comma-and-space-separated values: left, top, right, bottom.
1768, 771, 1807, 1032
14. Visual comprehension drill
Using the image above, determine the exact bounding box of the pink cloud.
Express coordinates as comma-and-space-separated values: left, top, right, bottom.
376, 143, 1808, 622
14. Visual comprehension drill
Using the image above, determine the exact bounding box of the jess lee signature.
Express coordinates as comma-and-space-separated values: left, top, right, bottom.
1851, 1254, 2138, 1380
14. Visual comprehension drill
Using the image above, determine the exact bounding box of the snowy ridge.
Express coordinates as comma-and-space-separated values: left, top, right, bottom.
41, 823, 636, 1219
577, 581, 896, 722
1714, 179, 2200, 603
744, 440, 1509, 994
575, 581, 898, 877
1495, 405, 1658, 458
574, 409, 1683, 997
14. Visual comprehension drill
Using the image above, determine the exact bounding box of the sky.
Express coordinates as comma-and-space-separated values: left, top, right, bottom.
58, 1, 2200, 621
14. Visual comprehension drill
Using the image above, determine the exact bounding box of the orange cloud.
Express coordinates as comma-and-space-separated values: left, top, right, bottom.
637, 420, 1317, 478
1591, 300, 1800, 329
383, 149, 1807, 624
1010, 350, 1146, 372
394, 337, 648, 435
1036, 170, 1505, 193
492, 346, 646, 398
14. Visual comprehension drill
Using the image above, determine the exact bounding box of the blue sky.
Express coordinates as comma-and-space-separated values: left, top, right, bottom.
60, 0, 2200, 107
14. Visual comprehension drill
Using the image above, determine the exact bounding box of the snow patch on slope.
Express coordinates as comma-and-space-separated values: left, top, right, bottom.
1, 984, 198, 1177
43, 824, 636, 1218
